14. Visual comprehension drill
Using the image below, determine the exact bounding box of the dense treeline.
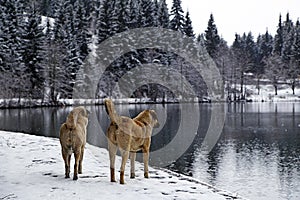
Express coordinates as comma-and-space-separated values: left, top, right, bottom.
0, 0, 299, 104
206, 13, 300, 99
0, 0, 91, 102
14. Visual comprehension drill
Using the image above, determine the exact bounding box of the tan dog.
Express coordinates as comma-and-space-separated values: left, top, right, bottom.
104, 99, 159, 184
59, 106, 89, 180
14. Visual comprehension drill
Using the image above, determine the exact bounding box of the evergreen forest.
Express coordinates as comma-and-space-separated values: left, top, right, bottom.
0, 0, 299, 105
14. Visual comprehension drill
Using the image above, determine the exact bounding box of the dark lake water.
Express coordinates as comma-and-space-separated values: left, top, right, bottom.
0, 102, 299, 200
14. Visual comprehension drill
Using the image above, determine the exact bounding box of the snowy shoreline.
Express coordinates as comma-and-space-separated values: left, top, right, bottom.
1, 83, 300, 109
0, 131, 244, 200
1, 93, 300, 109
0, 97, 211, 109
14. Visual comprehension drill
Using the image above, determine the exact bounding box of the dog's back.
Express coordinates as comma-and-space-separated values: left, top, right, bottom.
60, 106, 88, 152
65, 106, 88, 129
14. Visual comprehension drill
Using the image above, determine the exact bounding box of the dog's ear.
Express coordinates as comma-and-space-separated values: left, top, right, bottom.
63, 123, 69, 129
79, 107, 89, 117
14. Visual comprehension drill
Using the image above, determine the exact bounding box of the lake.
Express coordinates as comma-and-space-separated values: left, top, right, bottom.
0, 102, 299, 200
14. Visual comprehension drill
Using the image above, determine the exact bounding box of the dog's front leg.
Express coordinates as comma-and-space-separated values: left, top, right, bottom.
143, 150, 149, 178
120, 150, 129, 184
130, 152, 136, 179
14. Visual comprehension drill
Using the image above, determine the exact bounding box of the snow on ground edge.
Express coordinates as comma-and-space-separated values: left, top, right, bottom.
0, 131, 245, 200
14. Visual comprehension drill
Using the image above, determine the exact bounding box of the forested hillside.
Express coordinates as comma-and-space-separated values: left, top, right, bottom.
0, 0, 299, 105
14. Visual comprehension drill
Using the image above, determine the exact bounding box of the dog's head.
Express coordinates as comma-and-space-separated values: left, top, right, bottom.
135, 109, 160, 128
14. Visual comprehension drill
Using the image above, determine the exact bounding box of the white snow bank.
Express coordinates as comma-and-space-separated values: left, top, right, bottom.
0, 131, 244, 200
245, 84, 300, 102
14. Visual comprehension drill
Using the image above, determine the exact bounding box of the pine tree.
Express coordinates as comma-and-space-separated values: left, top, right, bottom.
74, 0, 91, 61
97, 0, 111, 43
0, 0, 8, 97
43, 17, 65, 103
256, 30, 273, 94
118, 0, 131, 31
43, 18, 53, 102
292, 20, 300, 68
183, 11, 195, 38
109, 0, 122, 35
21, 4, 45, 98
264, 54, 285, 95
245, 32, 257, 73
1, 0, 26, 98
230, 33, 256, 98
139, 0, 155, 28
52, 0, 71, 99
231, 34, 243, 99
63, 0, 91, 99
169, 0, 184, 32
157, 0, 169, 28
214, 37, 230, 92
127, 0, 140, 29
273, 14, 283, 56
259, 30, 273, 59
204, 14, 221, 58
282, 13, 294, 63
288, 19, 300, 94
1, 0, 21, 70
0, 0, 6, 71
152, 0, 160, 27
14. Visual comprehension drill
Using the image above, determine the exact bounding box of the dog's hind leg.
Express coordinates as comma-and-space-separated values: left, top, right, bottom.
108, 141, 117, 182
78, 145, 84, 174
73, 149, 81, 180
67, 154, 71, 177
130, 152, 136, 179
120, 150, 129, 184
62, 150, 70, 178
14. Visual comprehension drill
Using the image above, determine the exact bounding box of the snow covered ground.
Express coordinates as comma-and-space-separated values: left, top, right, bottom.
0, 131, 244, 200
245, 83, 300, 102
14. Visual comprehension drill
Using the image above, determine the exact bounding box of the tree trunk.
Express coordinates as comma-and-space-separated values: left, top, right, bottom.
292, 80, 296, 95
240, 73, 244, 96
256, 78, 260, 95
274, 85, 278, 95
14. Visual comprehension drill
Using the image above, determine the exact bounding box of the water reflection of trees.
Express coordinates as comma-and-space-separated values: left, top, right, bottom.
188, 103, 300, 199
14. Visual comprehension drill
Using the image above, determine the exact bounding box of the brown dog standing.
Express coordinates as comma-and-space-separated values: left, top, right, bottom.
104, 99, 159, 184
59, 106, 89, 180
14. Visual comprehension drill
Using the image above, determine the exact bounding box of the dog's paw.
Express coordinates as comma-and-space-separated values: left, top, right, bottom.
65, 174, 70, 179
73, 175, 78, 180
111, 178, 116, 182
144, 172, 149, 178
130, 173, 135, 179
120, 180, 125, 184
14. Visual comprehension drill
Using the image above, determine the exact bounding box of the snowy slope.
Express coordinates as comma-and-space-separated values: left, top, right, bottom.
245, 83, 300, 102
0, 131, 244, 200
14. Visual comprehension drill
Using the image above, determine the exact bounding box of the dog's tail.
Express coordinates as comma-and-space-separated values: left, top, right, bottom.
104, 99, 119, 124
